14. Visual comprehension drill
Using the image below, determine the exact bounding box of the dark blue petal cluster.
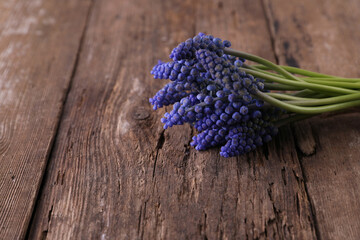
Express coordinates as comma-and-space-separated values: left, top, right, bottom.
219, 108, 280, 157
149, 82, 193, 110
169, 33, 231, 61
151, 59, 205, 82
150, 33, 282, 157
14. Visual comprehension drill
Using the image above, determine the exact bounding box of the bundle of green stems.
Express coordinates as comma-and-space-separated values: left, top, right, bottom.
224, 48, 360, 126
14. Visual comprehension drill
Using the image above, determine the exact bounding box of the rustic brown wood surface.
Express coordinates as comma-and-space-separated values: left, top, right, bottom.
263, 0, 360, 239
0, 0, 359, 239
0, 0, 92, 239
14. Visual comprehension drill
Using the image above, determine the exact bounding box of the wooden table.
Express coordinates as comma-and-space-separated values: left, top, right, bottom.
1, 0, 360, 239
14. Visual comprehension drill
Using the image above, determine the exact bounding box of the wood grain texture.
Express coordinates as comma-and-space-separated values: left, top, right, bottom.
0, 0, 92, 239
28, 0, 319, 239
264, 0, 360, 239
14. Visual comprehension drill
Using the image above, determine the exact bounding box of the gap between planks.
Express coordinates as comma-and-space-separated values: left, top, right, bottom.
261, 0, 322, 238
23, 0, 96, 239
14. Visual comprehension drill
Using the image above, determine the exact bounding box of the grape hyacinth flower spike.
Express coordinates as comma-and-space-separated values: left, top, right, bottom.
149, 33, 360, 157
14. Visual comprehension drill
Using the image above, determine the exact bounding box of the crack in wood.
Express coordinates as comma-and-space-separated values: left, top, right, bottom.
198, 211, 208, 240
178, 127, 193, 199
281, 167, 287, 186
294, 135, 322, 240
47, 205, 53, 223
137, 200, 147, 239
39, 205, 53, 240
23, 1, 96, 239
296, 193, 301, 217
266, 182, 285, 239
260, 0, 280, 64
152, 129, 165, 179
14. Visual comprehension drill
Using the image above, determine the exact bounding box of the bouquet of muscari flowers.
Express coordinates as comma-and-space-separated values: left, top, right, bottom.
149, 33, 360, 157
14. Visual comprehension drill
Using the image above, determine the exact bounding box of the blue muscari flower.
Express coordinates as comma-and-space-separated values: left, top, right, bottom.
150, 34, 283, 157
151, 59, 205, 82
149, 82, 193, 110
160, 94, 200, 129
169, 33, 232, 61
190, 127, 228, 150
195, 49, 250, 92
219, 111, 279, 157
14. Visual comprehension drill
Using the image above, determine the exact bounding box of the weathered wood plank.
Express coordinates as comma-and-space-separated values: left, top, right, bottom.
0, 0, 92, 239
30, 0, 318, 239
28, 0, 184, 238
264, 0, 360, 239
194, 1, 317, 239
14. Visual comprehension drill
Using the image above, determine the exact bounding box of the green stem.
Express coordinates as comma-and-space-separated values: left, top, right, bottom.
256, 90, 360, 114
253, 65, 334, 78
247, 64, 360, 83
243, 63, 283, 78
292, 89, 338, 98
308, 77, 360, 82
310, 93, 329, 98
267, 93, 314, 101
268, 92, 360, 106
302, 79, 360, 89
242, 63, 259, 71
264, 83, 302, 91
224, 48, 304, 82
292, 89, 318, 97
240, 67, 358, 94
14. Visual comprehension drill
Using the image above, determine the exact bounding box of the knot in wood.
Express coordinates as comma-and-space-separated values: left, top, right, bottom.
132, 107, 150, 120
